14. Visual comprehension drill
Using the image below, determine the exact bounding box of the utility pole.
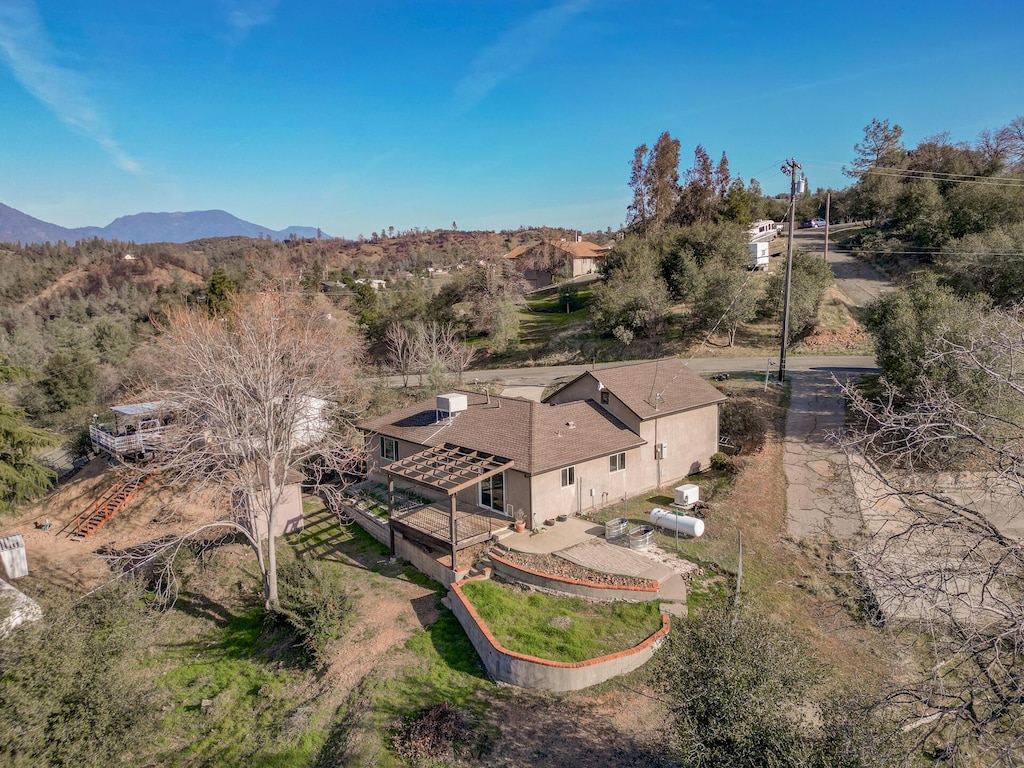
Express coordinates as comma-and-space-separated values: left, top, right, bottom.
824, 190, 831, 262
778, 158, 801, 383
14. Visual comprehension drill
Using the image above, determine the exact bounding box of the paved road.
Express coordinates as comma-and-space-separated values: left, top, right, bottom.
452, 354, 876, 389
792, 228, 895, 308
783, 227, 894, 539
784, 370, 863, 538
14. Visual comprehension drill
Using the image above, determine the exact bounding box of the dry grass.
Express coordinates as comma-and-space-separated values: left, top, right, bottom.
583, 375, 891, 687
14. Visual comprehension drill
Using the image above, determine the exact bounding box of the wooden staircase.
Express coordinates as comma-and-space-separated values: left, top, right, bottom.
65, 470, 156, 540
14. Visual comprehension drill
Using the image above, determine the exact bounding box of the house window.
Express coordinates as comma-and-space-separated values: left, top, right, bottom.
381, 436, 398, 461
479, 471, 506, 513
561, 466, 575, 487
600, 389, 610, 405
609, 452, 626, 473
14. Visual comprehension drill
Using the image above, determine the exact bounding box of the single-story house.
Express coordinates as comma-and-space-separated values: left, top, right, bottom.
504, 237, 610, 290
357, 359, 724, 564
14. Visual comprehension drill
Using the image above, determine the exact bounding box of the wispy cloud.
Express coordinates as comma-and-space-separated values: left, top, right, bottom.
223, 0, 278, 43
453, 0, 592, 112
0, 0, 140, 173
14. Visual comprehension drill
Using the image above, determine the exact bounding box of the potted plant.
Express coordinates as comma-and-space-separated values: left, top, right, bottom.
513, 511, 526, 533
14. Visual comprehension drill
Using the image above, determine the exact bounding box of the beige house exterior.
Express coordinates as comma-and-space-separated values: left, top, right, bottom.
503, 238, 610, 290
358, 360, 724, 530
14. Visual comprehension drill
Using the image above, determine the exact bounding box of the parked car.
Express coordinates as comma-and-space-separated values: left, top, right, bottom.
801, 218, 827, 228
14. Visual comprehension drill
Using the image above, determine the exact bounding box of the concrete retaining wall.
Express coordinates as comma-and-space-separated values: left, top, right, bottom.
449, 572, 670, 691
489, 551, 658, 602
394, 532, 470, 584
339, 502, 470, 584
339, 500, 391, 547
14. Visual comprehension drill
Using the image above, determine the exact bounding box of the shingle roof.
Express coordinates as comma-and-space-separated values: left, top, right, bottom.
358, 392, 645, 474
564, 359, 726, 420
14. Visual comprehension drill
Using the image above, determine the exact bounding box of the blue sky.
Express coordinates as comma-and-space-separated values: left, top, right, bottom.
1, 0, 1022, 237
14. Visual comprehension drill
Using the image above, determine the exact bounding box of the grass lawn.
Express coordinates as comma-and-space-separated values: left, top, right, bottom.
460, 580, 663, 663
154, 608, 318, 767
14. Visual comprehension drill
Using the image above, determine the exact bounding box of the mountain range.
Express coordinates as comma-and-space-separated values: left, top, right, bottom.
0, 202, 326, 245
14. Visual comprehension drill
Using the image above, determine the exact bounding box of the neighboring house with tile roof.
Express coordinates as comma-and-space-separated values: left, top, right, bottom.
357, 359, 723, 529
504, 237, 610, 290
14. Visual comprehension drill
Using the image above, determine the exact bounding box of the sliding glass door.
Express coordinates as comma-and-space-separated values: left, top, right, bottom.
479, 472, 506, 514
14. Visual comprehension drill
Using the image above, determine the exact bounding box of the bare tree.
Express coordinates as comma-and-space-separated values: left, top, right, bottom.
839, 305, 1024, 764
997, 115, 1024, 170
138, 292, 365, 611
448, 339, 476, 385
409, 320, 475, 389
385, 321, 417, 387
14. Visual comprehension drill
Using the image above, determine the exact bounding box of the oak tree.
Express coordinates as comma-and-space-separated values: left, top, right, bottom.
139, 292, 365, 610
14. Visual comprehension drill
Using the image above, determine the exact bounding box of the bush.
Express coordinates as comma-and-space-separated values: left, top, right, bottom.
651, 603, 903, 768
276, 558, 353, 661
0, 580, 164, 767
719, 399, 768, 453
391, 702, 469, 763
709, 452, 735, 473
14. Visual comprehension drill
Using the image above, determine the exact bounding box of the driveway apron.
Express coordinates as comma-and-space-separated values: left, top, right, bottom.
783, 370, 862, 539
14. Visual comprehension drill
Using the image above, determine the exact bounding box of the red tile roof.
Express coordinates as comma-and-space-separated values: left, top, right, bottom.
504, 240, 607, 261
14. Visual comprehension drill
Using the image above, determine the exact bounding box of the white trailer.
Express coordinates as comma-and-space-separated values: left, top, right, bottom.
749, 241, 769, 271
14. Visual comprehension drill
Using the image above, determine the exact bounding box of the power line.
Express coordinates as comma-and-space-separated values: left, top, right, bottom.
800, 159, 1024, 188
860, 167, 1024, 188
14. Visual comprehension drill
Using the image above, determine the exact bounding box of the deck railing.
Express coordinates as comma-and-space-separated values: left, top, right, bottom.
89, 423, 165, 456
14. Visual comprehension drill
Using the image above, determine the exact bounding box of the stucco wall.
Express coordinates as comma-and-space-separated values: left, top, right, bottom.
364, 434, 429, 480
571, 257, 598, 277
530, 447, 648, 519
243, 482, 305, 540
449, 573, 670, 691
546, 374, 642, 432
453, 468, 528, 522
638, 406, 719, 489
544, 374, 720, 502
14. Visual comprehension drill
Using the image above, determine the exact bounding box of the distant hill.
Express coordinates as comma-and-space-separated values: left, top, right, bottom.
0, 202, 326, 244
0, 202, 81, 244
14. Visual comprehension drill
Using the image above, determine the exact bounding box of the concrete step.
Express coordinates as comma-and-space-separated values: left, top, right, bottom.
660, 601, 688, 619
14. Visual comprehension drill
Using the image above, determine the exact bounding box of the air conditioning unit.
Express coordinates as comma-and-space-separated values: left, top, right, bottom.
655, 442, 668, 460
436, 393, 468, 422
674, 484, 699, 507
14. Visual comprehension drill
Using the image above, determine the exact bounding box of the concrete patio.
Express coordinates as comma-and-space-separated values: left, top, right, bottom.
496, 515, 692, 608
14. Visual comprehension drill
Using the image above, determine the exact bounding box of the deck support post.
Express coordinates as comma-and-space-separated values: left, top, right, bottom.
388, 477, 396, 553
449, 494, 458, 570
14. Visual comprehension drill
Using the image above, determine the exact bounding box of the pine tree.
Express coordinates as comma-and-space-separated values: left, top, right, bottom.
0, 365, 59, 514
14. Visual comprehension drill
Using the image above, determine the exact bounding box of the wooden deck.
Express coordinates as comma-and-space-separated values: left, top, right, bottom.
390, 501, 509, 553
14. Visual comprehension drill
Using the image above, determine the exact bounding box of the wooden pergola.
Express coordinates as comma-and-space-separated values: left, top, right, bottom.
382, 443, 514, 567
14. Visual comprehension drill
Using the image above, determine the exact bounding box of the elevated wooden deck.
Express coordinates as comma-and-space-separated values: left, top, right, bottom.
390, 501, 509, 554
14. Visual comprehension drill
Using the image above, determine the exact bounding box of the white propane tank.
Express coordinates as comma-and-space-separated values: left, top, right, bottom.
650, 508, 704, 538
